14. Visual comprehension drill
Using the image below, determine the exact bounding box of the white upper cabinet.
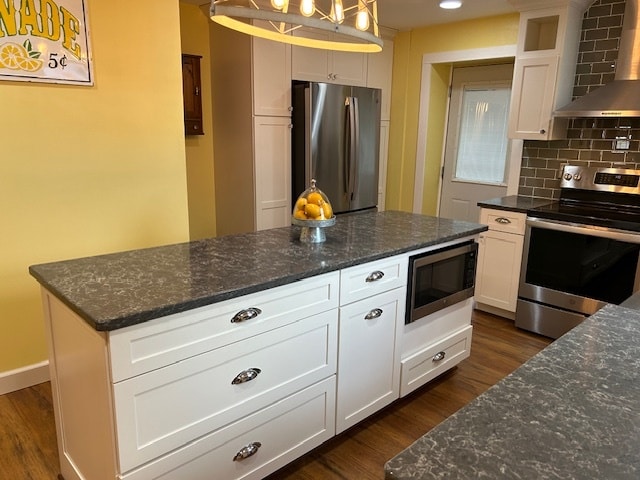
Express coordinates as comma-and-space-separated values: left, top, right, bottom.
508, 4, 584, 140
291, 28, 368, 86
252, 34, 292, 117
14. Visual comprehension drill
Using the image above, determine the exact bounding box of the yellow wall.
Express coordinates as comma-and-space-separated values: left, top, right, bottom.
180, 3, 217, 240
0, 0, 190, 374
386, 14, 520, 215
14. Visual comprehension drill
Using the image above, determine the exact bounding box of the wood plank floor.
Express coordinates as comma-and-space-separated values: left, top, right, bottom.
0, 310, 551, 479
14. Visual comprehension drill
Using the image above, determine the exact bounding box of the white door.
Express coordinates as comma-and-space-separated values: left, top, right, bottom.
439, 64, 514, 222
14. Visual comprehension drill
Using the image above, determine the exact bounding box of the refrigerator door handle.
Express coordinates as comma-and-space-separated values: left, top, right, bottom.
304, 85, 313, 186
345, 96, 358, 203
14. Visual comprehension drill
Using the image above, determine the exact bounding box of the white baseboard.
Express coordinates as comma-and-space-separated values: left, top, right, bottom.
0, 361, 50, 395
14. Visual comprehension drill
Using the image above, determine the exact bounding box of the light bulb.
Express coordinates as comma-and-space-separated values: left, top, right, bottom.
439, 0, 462, 9
300, 0, 315, 17
271, 0, 287, 9
355, 1, 369, 31
331, 0, 344, 23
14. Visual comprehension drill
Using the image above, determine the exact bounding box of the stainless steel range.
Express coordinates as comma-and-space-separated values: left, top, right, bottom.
517, 165, 640, 338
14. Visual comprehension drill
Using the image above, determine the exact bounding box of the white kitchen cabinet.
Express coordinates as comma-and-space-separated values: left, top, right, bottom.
378, 120, 389, 211
336, 287, 405, 433
211, 22, 292, 235
42, 272, 340, 480
336, 255, 407, 433
475, 208, 526, 316
254, 116, 292, 230
366, 37, 393, 121
507, 5, 584, 140
291, 29, 368, 86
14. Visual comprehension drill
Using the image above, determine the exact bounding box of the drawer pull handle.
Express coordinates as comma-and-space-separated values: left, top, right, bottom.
495, 217, 511, 225
364, 308, 383, 320
432, 351, 446, 362
231, 307, 262, 323
232, 368, 262, 385
233, 441, 262, 461
366, 270, 385, 282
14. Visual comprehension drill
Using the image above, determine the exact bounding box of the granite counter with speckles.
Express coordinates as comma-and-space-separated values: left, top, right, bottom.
29, 210, 487, 331
384, 303, 640, 479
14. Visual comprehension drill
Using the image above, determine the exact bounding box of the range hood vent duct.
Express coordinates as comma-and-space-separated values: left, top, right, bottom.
555, 0, 640, 117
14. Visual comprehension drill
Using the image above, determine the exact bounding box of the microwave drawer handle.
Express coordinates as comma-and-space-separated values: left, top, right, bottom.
366, 271, 385, 282
364, 308, 383, 320
494, 217, 511, 224
231, 307, 262, 323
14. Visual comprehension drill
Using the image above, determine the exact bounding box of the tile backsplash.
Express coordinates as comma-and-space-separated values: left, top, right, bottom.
518, 0, 640, 199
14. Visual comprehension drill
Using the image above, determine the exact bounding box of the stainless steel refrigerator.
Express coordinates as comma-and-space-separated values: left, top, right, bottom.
292, 81, 381, 215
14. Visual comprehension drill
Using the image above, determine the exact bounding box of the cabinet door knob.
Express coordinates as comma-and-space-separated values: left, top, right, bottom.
539, 129, 546, 134
231, 367, 262, 385
233, 442, 262, 461
365, 270, 385, 282
364, 308, 383, 320
230, 307, 262, 323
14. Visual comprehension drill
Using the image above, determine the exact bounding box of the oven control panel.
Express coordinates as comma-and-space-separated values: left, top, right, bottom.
560, 165, 640, 193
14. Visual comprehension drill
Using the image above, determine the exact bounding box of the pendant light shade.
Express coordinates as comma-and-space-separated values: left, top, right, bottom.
210, 0, 382, 52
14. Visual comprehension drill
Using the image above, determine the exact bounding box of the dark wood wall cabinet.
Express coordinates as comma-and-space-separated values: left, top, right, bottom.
182, 54, 204, 135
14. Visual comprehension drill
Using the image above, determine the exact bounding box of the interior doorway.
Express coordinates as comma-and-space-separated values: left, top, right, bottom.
438, 63, 514, 222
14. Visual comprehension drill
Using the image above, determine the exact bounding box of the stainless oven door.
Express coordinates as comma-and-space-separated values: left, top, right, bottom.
517, 217, 640, 337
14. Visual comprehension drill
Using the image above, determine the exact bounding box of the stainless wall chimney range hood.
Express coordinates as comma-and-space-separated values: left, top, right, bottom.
555, 0, 640, 117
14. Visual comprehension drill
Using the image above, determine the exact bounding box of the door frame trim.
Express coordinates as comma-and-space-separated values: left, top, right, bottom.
413, 45, 521, 214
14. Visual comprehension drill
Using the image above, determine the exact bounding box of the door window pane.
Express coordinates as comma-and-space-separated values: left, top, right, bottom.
455, 87, 510, 184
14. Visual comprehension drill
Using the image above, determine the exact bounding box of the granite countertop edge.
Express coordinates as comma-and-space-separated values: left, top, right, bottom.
477, 194, 554, 213
29, 211, 487, 332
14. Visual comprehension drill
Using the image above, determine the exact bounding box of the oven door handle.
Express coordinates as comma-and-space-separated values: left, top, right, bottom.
527, 217, 640, 244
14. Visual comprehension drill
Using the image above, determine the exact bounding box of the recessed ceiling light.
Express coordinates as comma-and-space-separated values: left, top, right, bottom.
439, 0, 462, 9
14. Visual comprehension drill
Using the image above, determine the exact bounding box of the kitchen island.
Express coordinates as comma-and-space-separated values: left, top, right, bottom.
385, 302, 640, 479
30, 210, 487, 480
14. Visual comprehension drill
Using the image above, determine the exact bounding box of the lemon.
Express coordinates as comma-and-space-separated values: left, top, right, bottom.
306, 192, 324, 206
0, 43, 28, 70
304, 203, 322, 219
322, 202, 333, 219
295, 197, 307, 211
294, 209, 308, 220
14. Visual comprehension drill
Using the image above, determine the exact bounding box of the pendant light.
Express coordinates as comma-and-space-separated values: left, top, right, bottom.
439, 0, 462, 9
209, 0, 382, 52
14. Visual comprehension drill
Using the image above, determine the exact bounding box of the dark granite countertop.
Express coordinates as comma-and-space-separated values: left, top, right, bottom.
385, 303, 640, 479
477, 195, 554, 213
29, 210, 487, 331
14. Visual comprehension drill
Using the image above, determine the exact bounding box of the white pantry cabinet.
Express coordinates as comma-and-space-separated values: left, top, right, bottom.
211, 22, 292, 235
507, 5, 584, 140
366, 36, 394, 121
475, 208, 526, 317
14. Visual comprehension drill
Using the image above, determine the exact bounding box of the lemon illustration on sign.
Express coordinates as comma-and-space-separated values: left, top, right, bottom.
0, 41, 43, 72
0, 43, 28, 70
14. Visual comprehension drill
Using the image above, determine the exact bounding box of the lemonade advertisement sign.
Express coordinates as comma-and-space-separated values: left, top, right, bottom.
0, 0, 92, 84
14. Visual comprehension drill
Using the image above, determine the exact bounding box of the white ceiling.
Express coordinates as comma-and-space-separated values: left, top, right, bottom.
182, 1, 518, 32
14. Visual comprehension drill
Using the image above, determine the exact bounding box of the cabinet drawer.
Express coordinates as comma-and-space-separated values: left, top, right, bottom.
340, 255, 408, 305
400, 325, 472, 397
113, 309, 337, 472
479, 209, 526, 235
109, 271, 339, 382
121, 377, 336, 480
